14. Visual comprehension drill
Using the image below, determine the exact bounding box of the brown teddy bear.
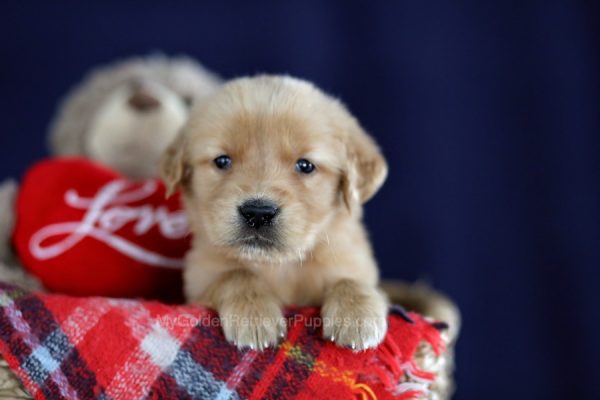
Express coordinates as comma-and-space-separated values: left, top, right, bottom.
0, 54, 221, 287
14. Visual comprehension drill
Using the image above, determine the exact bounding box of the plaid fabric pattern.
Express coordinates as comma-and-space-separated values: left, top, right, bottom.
0, 283, 444, 400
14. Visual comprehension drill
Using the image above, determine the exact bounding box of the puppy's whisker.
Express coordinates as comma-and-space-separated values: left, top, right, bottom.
232, 185, 245, 194
323, 232, 338, 263
296, 248, 305, 268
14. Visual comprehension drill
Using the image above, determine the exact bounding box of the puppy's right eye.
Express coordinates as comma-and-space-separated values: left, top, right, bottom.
295, 159, 315, 174
214, 155, 232, 170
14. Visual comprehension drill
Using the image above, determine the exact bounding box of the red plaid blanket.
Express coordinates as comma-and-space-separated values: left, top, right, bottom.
0, 283, 445, 400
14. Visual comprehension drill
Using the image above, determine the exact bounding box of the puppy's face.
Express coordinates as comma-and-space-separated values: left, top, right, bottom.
162, 76, 387, 264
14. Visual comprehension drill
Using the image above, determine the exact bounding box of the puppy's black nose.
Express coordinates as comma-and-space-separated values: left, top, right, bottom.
238, 199, 279, 229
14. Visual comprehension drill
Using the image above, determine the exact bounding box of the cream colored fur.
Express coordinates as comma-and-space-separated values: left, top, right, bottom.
162, 75, 389, 351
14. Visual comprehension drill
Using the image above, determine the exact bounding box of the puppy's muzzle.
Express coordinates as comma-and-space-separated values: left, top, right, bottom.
238, 199, 279, 229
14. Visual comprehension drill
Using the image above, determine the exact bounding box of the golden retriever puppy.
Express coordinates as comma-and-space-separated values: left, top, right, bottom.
161, 75, 389, 351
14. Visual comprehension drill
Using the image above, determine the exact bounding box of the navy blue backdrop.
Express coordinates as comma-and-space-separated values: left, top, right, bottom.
2, 1, 599, 399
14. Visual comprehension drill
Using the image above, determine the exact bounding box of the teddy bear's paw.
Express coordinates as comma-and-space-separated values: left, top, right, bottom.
0, 179, 18, 262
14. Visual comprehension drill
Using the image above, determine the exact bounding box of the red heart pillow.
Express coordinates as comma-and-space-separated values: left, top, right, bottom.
12, 158, 191, 301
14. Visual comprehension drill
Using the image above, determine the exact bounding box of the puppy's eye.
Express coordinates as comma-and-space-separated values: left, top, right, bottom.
295, 159, 315, 174
214, 155, 232, 170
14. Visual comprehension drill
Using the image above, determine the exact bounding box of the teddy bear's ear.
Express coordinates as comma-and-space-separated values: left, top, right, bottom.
341, 124, 388, 212
160, 132, 190, 197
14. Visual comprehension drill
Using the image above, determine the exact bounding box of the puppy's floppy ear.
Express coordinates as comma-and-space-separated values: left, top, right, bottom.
341, 125, 388, 211
160, 131, 190, 197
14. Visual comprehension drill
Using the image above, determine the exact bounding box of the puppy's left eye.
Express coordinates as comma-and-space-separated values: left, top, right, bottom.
214, 155, 232, 170
295, 159, 315, 174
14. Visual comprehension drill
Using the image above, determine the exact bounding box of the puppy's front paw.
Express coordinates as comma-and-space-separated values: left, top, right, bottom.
220, 298, 286, 351
322, 282, 388, 351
